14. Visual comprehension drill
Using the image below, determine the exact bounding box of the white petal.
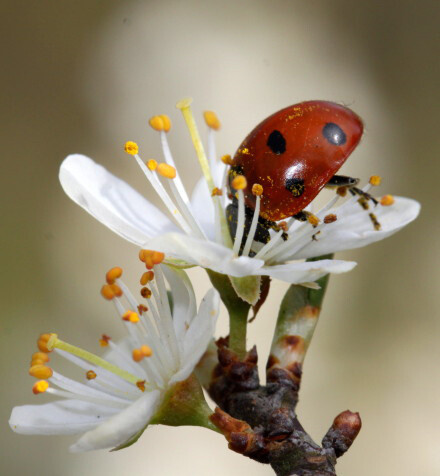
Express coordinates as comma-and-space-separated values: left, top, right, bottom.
9, 400, 118, 435
169, 289, 220, 385
293, 197, 420, 260
146, 233, 265, 277
161, 265, 197, 342
260, 259, 357, 283
190, 178, 216, 240
59, 155, 177, 246
69, 390, 161, 452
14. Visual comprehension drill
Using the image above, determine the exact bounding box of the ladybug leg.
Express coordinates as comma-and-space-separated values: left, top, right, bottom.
326, 175, 378, 206
349, 186, 379, 206
325, 174, 360, 188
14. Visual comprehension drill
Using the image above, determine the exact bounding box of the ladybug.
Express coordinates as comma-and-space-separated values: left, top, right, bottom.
227, 100, 374, 246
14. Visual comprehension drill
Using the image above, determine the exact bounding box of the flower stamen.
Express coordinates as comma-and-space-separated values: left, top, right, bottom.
47, 335, 141, 386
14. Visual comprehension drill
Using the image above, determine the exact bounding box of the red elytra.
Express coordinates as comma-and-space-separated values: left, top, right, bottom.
230, 100, 364, 222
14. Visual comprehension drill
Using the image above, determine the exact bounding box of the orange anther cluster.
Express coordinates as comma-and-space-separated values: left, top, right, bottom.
137, 304, 148, 315
221, 154, 234, 165
231, 175, 247, 190
132, 349, 143, 362
136, 380, 146, 392
132, 345, 153, 362
141, 287, 152, 299
380, 194, 395, 206
33, 380, 49, 395
37, 334, 53, 353
31, 352, 50, 366
324, 213, 338, 224
139, 250, 165, 269
252, 183, 263, 196
307, 214, 320, 227
369, 175, 382, 186
147, 159, 158, 171
211, 187, 223, 197
106, 266, 123, 285
140, 271, 154, 285
149, 115, 172, 132
140, 345, 152, 357
122, 310, 140, 323
29, 364, 53, 379
99, 334, 111, 347
203, 110, 221, 130
100, 283, 123, 300
157, 163, 177, 179
86, 370, 97, 380
124, 141, 139, 156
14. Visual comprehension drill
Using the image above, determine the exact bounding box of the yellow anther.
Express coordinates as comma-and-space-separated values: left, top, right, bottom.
132, 348, 143, 362
324, 213, 338, 224
141, 345, 153, 357
141, 287, 152, 299
211, 187, 223, 197
147, 159, 158, 171
37, 333, 53, 353
140, 271, 154, 285
101, 284, 115, 300
157, 163, 177, 179
149, 115, 165, 132
380, 194, 395, 206
32, 380, 49, 395
31, 352, 50, 364
124, 141, 139, 156
140, 250, 165, 269
86, 370, 97, 380
99, 334, 111, 347
160, 115, 172, 132
221, 154, 234, 165
203, 110, 221, 130
231, 175, 247, 190
111, 284, 123, 297
29, 364, 53, 379
369, 175, 382, 186
252, 183, 264, 196
100, 283, 122, 300
106, 266, 123, 285
307, 214, 320, 227
136, 380, 146, 392
122, 310, 140, 323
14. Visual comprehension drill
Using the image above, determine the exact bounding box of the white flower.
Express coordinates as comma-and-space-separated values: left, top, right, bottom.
59, 99, 420, 288
9, 259, 220, 452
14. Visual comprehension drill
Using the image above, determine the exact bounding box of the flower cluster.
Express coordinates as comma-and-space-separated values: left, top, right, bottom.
10, 98, 420, 457
10, 255, 219, 452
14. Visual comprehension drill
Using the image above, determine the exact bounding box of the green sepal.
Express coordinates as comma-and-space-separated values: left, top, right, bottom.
150, 374, 219, 432
229, 275, 261, 305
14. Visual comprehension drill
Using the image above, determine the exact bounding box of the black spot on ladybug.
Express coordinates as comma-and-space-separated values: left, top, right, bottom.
267, 130, 286, 154
322, 123, 346, 146
285, 177, 305, 197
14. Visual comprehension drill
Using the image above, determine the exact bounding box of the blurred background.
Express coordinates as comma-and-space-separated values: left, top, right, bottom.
1, 0, 439, 474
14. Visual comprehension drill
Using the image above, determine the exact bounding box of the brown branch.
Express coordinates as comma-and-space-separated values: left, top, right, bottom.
208, 340, 361, 475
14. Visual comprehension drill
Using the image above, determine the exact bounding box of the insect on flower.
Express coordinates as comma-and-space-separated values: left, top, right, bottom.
59, 98, 420, 290
227, 100, 380, 250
